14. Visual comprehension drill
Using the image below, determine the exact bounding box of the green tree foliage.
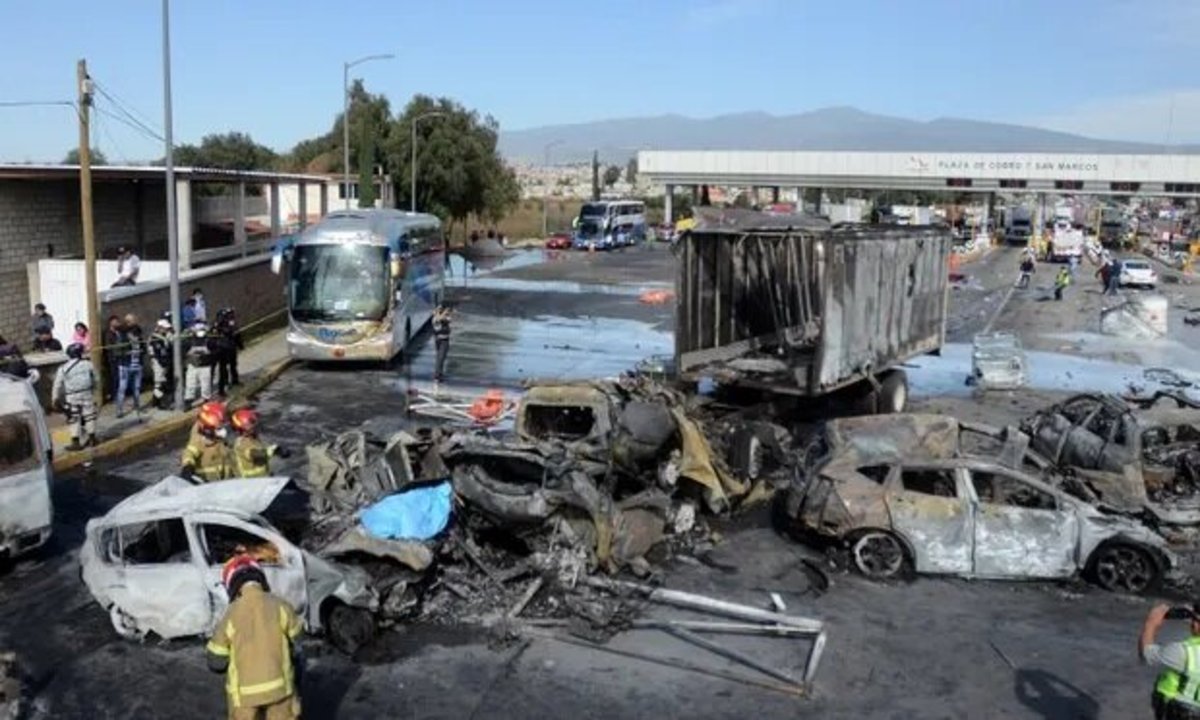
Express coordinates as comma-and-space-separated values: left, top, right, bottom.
358, 120, 377, 208
278, 80, 391, 176
174, 132, 277, 170
384, 95, 519, 229
625, 157, 637, 185
63, 147, 108, 165
603, 165, 621, 188
591, 151, 600, 201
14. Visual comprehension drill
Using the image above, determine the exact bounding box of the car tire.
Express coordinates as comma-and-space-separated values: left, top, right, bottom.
326, 602, 376, 655
877, 370, 908, 414
1089, 542, 1161, 594
850, 530, 910, 580
110, 604, 142, 640
729, 428, 765, 481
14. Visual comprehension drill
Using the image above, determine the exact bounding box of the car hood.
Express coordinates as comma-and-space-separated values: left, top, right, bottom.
103, 476, 292, 521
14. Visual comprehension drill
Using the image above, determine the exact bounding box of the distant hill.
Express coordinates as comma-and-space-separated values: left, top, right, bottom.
499, 107, 1199, 164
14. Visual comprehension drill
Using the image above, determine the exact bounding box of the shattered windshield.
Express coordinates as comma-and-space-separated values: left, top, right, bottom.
0, 413, 38, 477
289, 244, 390, 322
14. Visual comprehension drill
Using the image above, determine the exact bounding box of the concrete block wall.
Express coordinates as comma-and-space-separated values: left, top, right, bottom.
100, 257, 286, 339
0, 178, 167, 348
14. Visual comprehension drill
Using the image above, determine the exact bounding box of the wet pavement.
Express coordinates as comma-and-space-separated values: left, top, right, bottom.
0, 241, 1182, 719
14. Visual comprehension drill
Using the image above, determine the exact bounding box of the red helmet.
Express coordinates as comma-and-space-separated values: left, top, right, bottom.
221, 554, 263, 593
197, 401, 227, 431
230, 408, 259, 435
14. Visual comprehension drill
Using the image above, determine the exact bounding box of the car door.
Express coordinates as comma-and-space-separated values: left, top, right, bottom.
885, 465, 973, 574
968, 467, 1078, 579
97, 515, 215, 638
188, 513, 309, 626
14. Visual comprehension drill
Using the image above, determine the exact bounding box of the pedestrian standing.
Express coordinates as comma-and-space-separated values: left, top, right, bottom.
1108, 257, 1123, 296
1054, 267, 1071, 301
72, 322, 91, 350
103, 315, 124, 401
183, 323, 215, 407
182, 298, 197, 328
432, 304, 451, 383
1017, 256, 1035, 289
149, 316, 174, 410
212, 308, 243, 395
192, 288, 208, 324
52, 343, 97, 450
30, 303, 54, 350
115, 314, 145, 418
1141, 602, 1200, 720
206, 555, 304, 720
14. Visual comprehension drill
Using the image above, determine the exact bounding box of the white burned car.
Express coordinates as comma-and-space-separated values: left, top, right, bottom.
783, 414, 1178, 593
80, 477, 378, 648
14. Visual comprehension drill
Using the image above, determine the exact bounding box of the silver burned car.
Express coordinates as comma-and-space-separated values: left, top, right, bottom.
80, 477, 378, 647
782, 414, 1177, 593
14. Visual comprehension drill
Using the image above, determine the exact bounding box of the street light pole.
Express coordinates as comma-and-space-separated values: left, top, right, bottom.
342, 53, 394, 210
161, 0, 184, 411
542, 140, 564, 238
410, 111, 444, 213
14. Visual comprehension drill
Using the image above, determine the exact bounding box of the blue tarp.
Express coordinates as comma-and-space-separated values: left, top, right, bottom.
360, 481, 453, 541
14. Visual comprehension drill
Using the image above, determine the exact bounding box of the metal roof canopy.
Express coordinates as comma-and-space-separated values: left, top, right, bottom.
0, 163, 327, 184
639, 151, 1200, 197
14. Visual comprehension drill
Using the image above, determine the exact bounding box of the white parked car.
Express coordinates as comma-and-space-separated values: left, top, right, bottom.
0, 373, 54, 560
1119, 259, 1159, 289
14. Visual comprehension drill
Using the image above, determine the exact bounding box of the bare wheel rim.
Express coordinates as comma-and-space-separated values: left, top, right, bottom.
1095, 546, 1154, 592
853, 532, 904, 578
110, 605, 139, 638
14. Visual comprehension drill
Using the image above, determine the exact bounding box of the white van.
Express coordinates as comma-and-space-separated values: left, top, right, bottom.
0, 373, 53, 559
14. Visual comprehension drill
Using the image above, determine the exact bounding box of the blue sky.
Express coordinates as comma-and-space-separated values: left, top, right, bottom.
0, 0, 1197, 162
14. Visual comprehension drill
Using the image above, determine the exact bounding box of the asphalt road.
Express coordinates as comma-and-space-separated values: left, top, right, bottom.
0, 241, 1180, 719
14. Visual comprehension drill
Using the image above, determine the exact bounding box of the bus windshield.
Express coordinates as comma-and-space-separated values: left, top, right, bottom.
289, 244, 390, 322
580, 203, 609, 218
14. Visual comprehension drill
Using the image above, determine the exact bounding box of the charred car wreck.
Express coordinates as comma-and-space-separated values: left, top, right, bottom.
1021, 393, 1200, 524
782, 414, 1177, 593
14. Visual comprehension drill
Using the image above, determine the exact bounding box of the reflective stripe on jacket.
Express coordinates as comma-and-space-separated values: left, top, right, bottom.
181, 438, 234, 482
1157, 637, 1200, 708
205, 584, 303, 709
234, 436, 272, 478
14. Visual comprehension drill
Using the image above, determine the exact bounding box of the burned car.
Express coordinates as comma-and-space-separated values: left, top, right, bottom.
1021, 393, 1200, 522
80, 477, 379, 649
782, 414, 1176, 593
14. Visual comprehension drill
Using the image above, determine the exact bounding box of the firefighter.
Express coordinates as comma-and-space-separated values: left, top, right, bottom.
230, 408, 287, 478
206, 555, 304, 720
180, 401, 234, 482
51, 343, 97, 450
149, 315, 174, 410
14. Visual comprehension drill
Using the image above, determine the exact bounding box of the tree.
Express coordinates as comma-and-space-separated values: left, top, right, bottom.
603, 165, 621, 188
358, 121, 377, 208
384, 94, 519, 231
63, 147, 108, 165
591, 151, 600, 201
174, 132, 276, 171
625, 157, 637, 185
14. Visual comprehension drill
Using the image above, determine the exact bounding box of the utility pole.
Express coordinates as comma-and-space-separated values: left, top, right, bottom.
162, 0, 184, 410
77, 59, 102, 407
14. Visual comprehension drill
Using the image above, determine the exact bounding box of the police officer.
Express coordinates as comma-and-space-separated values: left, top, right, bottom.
52, 343, 97, 450
1143, 602, 1200, 720
213, 308, 243, 396
180, 402, 234, 482
183, 322, 214, 406
432, 303, 452, 383
230, 408, 287, 478
206, 555, 304, 720
149, 314, 175, 409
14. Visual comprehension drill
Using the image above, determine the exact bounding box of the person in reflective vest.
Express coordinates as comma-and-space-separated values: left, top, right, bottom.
52, 343, 97, 450
1142, 601, 1200, 720
206, 555, 304, 719
181, 401, 233, 482
230, 408, 286, 478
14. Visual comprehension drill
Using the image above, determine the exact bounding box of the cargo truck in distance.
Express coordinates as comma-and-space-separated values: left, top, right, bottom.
675, 208, 952, 416
1004, 206, 1034, 245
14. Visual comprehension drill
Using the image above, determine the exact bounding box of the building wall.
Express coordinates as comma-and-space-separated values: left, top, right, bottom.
0, 178, 166, 348
100, 257, 285, 340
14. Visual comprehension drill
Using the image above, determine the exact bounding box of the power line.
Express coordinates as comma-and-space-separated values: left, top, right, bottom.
91, 83, 164, 142
91, 80, 161, 135
95, 105, 164, 142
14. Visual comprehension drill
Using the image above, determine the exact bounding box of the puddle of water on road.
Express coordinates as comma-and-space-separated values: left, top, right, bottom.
446, 249, 546, 278
1041, 331, 1200, 370
907, 342, 1200, 398
447, 275, 671, 296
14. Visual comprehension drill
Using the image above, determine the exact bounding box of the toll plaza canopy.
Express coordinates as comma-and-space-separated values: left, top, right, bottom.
638, 150, 1200, 197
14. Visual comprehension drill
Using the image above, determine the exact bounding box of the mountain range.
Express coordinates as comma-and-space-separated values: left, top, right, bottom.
498, 107, 1198, 164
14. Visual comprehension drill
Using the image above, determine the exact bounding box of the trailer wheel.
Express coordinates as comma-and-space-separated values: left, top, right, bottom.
877, 370, 908, 414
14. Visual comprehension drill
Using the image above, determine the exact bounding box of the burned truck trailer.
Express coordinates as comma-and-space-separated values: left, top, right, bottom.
675, 210, 952, 412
